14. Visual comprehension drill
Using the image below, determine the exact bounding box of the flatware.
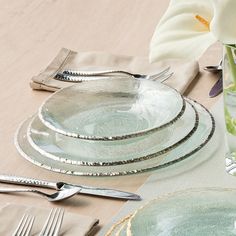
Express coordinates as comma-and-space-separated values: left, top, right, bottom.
204, 60, 222, 73
204, 60, 223, 97
12, 213, 34, 236
0, 186, 80, 202
209, 72, 223, 98
55, 67, 173, 82
39, 208, 64, 236
0, 174, 141, 200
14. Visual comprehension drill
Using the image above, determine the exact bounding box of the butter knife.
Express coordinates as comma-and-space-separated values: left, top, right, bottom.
0, 174, 141, 200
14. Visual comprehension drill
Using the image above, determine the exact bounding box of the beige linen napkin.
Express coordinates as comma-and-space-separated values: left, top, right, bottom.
30, 48, 199, 94
0, 204, 99, 236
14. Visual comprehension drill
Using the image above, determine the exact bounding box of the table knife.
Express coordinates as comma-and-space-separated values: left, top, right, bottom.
209, 72, 223, 98
0, 174, 141, 200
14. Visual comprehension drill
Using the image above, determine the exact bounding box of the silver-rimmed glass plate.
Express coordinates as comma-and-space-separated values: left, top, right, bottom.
39, 78, 185, 141
127, 188, 236, 236
15, 99, 215, 176
27, 100, 198, 166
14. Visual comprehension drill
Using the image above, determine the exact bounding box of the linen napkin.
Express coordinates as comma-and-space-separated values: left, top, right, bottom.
0, 203, 99, 236
30, 48, 199, 94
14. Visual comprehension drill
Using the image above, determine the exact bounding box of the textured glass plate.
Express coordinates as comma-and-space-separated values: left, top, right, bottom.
39, 78, 185, 140
28, 101, 198, 166
14, 99, 215, 176
128, 188, 236, 236
105, 215, 131, 236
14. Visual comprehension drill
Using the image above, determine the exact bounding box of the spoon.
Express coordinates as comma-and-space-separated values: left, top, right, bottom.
204, 60, 222, 72
0, 187, 80, 202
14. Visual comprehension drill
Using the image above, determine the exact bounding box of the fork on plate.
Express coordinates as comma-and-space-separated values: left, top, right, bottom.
12, 214, 35, 236
39, 208, 64, 236
55, 66, 173, 83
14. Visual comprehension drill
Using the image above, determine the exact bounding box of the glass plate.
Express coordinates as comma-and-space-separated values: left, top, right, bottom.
14, 99, 215, 176
39, 78, 185, 141
128, 188, 236, 236
105, 215, 131, 236
28, 100, 198, 166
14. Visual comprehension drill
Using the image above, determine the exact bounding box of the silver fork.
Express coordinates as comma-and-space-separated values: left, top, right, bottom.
12, 214, 35, 236
39, 208, 64, 236
55, 67, 173, 82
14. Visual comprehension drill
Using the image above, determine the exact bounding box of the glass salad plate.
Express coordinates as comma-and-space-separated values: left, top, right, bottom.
127, 188, 236, 236
39, 78, 185, 141
27, 100, 198, 166
15, 99, 215, 176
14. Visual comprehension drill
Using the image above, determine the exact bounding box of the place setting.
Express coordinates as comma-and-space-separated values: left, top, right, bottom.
14, 61, 216, 234
2, 0, 236, 235
12, 7, 220, 234
11, 48, 217, 235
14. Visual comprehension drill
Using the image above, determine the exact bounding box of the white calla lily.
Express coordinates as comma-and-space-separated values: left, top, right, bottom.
150, 0, 236, 62
211, 0, 236, 44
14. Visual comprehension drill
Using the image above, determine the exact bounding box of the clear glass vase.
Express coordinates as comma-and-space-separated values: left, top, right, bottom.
224, 44, 236, 175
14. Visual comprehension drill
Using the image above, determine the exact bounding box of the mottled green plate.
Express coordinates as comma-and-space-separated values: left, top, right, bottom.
128, 188, 236, 236
105, 215, 131, 236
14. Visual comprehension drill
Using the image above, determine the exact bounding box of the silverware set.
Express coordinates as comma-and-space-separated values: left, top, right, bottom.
13, 208, 64, 236
0, 174, 141, 200
55, 67, 173, 83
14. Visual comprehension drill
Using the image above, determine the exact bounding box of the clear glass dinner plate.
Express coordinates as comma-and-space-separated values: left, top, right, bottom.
15, 99, 215, 176
127, 188, 236, 236
39, 78, 185, 141
27, 100, 198, 166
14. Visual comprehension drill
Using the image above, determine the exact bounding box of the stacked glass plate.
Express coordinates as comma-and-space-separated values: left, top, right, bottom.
15, 78, 215, 176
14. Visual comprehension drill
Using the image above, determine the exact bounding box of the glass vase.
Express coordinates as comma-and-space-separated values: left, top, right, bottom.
224, 44, 236, 175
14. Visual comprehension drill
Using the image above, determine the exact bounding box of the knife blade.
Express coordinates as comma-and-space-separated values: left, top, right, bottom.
0, 174, 141, 200
209, 72, 223, 98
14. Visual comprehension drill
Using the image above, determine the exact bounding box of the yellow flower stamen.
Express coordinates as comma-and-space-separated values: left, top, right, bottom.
195, 15, 210, 30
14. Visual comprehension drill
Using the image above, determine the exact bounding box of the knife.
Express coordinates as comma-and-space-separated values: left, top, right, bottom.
0, 174, 141, 201
209, 71, 223, 98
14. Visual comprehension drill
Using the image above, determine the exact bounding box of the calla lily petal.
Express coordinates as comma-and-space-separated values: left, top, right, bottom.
150, 0, 217, 62
211, 0, 236, 44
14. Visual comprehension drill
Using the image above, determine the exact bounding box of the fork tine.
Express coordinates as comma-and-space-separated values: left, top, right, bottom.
150, 72, 174, 82
13, 214, 34, 236
24, 216, 35, 236
48, 208, 60, 236
158, 72, 174, 82
50, 209, 64, 236
40, 208, 64, 236
12, 214, 27, 236
39, 208, 54, 236
148, 66, 170, 80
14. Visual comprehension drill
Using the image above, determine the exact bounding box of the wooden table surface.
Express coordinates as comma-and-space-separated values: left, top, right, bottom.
0, 0, 221, 234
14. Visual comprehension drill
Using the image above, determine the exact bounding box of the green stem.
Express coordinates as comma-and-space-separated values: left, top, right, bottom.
225, 45, 236, 88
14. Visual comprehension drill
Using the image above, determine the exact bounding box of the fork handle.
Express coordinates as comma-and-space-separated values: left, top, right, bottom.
63, 69, 141, 77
